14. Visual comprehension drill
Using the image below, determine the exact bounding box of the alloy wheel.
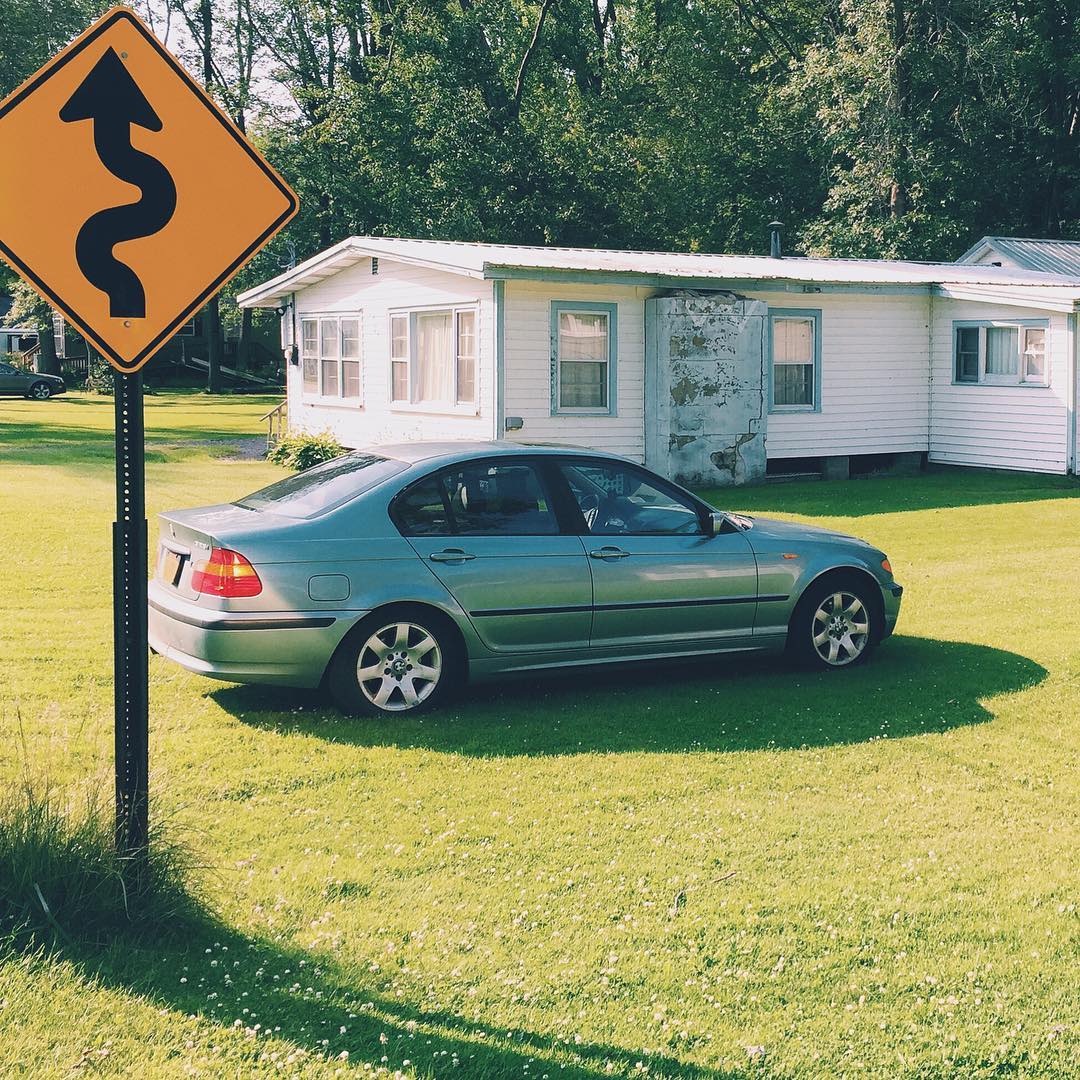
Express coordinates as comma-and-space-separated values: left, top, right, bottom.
812, 590, 870, 667
30, 383, 51, 400
356, 621, 442, 712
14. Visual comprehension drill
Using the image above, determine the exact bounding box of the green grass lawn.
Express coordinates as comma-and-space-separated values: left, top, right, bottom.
1, 391, 1077, 1078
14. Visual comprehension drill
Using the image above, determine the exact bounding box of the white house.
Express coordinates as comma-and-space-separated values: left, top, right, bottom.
237, 237, 1080, 484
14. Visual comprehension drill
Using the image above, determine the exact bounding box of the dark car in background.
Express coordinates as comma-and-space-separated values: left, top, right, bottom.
0, 360, 66, 399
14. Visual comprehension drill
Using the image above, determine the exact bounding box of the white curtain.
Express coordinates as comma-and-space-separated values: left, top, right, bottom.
986, 327, 1018, 375
560, 312, 608, 360
416, 313, 453, 402
773, 318, 812, 363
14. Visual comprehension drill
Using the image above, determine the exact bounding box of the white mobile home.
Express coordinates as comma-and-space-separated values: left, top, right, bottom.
238, 237, 1080, 484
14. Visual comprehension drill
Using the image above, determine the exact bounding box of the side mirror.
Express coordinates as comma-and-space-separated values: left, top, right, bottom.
707, 511, 728, 536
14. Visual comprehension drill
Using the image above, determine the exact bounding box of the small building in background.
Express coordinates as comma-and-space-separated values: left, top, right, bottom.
957, 236, 1080, 276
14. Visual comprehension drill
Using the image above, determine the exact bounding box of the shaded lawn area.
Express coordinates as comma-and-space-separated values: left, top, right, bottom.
1, 390, 1078, 1078
0, 389, 282, 463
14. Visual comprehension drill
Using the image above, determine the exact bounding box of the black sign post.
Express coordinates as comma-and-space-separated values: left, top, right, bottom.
112, 371, 149, 867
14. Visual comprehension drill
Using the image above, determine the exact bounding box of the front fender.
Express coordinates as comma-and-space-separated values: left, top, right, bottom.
753, 547, 891, 638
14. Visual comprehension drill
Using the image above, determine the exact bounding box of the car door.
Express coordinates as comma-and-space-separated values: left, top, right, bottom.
0, 362, 25, 394
554, 457, 759, 650
394, 458, 593, 653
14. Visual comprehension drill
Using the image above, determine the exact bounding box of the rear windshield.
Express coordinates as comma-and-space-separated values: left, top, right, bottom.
235, 452, 406, 519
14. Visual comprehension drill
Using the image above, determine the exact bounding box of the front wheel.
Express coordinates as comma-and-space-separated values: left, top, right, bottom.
327, 609, 459, 716
27, 381, 53, 400
789, 577, 877, 670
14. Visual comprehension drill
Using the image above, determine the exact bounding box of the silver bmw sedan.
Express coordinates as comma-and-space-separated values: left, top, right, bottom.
149, 443, 903, 715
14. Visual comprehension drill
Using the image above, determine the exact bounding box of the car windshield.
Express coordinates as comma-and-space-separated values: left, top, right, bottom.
235, 452, 407, 519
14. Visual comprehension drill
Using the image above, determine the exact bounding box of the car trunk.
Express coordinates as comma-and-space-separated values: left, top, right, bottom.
156, 503, 284, 603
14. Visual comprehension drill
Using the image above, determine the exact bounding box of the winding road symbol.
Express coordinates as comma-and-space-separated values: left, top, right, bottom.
0, 6, 297, 373
59, 47, 176, 319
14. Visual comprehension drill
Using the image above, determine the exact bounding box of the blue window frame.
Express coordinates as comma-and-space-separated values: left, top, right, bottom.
768, 308, 822, 413
550, 301, 618, 416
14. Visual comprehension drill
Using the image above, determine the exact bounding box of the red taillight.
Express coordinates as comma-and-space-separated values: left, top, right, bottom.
191, 548, 262, 597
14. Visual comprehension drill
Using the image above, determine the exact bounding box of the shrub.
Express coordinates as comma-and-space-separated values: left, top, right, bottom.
84, 353, 115, 395
0, 777, 205, 951
268, 429, 345, 471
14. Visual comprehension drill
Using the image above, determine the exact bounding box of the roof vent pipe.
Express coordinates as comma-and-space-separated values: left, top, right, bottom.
769, 221, 784, 258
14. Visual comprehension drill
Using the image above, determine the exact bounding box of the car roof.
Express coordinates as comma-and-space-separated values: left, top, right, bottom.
365, 441, 631, 468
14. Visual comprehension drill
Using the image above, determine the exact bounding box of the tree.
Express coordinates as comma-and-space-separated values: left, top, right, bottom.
5, 281, 61, 375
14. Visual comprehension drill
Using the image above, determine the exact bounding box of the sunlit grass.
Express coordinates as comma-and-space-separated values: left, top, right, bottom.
0, 391, 1077, 1077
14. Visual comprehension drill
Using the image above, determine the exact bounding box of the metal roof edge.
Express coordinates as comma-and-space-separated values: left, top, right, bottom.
238, 239, 485, 307
933, 283, 1080, 313
955, 236, 995, 264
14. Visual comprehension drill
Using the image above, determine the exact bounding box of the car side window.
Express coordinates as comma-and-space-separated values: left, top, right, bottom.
0, 363, 17, 374
559, 461, 703, 535
393, 475, 454, 536
394, 461, 559, 537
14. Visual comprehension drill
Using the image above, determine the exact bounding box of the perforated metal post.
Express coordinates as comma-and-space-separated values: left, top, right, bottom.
113, 372, 149, 866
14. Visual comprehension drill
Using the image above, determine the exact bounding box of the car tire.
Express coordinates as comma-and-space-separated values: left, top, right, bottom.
27, 381, 53, 400
327, 606, 462, 717
788, 574, 878, 671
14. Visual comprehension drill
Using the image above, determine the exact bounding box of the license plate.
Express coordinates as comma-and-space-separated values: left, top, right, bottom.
161, 548, 183, 587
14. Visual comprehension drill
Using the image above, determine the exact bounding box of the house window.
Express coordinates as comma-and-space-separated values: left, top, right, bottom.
952, 321, 1049, 386
551, 301, 617, 415
177, 318, 197, 337
300, 314, 362, 400
769, 309, 820, 411
389, 307, 478, 408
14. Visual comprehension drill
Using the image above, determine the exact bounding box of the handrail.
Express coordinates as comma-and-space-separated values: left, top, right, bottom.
261, 399, 287, 449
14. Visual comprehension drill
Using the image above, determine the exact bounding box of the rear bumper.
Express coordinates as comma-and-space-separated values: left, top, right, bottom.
880, 582, 903, 639
147, 585, 362, 688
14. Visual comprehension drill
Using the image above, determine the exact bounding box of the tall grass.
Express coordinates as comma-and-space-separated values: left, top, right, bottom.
0, 774, 206, 951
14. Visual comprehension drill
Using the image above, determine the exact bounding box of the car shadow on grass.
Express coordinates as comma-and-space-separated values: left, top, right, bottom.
214, 635, 1046, 757
55, 915, 744, 1079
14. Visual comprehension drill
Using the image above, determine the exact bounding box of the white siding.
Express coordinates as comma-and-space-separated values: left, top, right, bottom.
745, 290, 931, 460
502, 280, 649, 460
967, 249, 1022, 268
929, 298, 1070, 474
287, 257, 495, 447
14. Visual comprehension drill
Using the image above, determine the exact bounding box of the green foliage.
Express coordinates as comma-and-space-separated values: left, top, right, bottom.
83, 352, 114, 395
0, 773, 205, 951
267, 428, 345, 470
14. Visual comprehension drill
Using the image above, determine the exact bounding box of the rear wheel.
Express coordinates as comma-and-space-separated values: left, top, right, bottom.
327, 608, 460, 716
28, 381, 52, 400
789, 576, 876, 670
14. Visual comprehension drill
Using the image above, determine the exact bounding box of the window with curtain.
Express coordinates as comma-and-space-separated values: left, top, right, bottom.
770, 313, 818, 409
952, 321, 1049, 386
301, 318, 319, 394
300, 315, 362, 400
985, 327, 1018, 377
389, 307, 478, 407
456, 310, 476, 404
553, 304, 614, 412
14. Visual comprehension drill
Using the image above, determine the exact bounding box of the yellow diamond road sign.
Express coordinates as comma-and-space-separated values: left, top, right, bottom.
0, 6, 298, 373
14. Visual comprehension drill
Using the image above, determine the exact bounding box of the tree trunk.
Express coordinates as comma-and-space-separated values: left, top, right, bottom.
237, 306, 253, 371
35, 314, 61, 376
206, 297, 223, 392
888, 0, 909, 221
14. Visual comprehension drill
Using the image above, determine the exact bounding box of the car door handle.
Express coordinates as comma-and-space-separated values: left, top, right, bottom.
589, 547, 630, 560
429, 549, 476, 563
